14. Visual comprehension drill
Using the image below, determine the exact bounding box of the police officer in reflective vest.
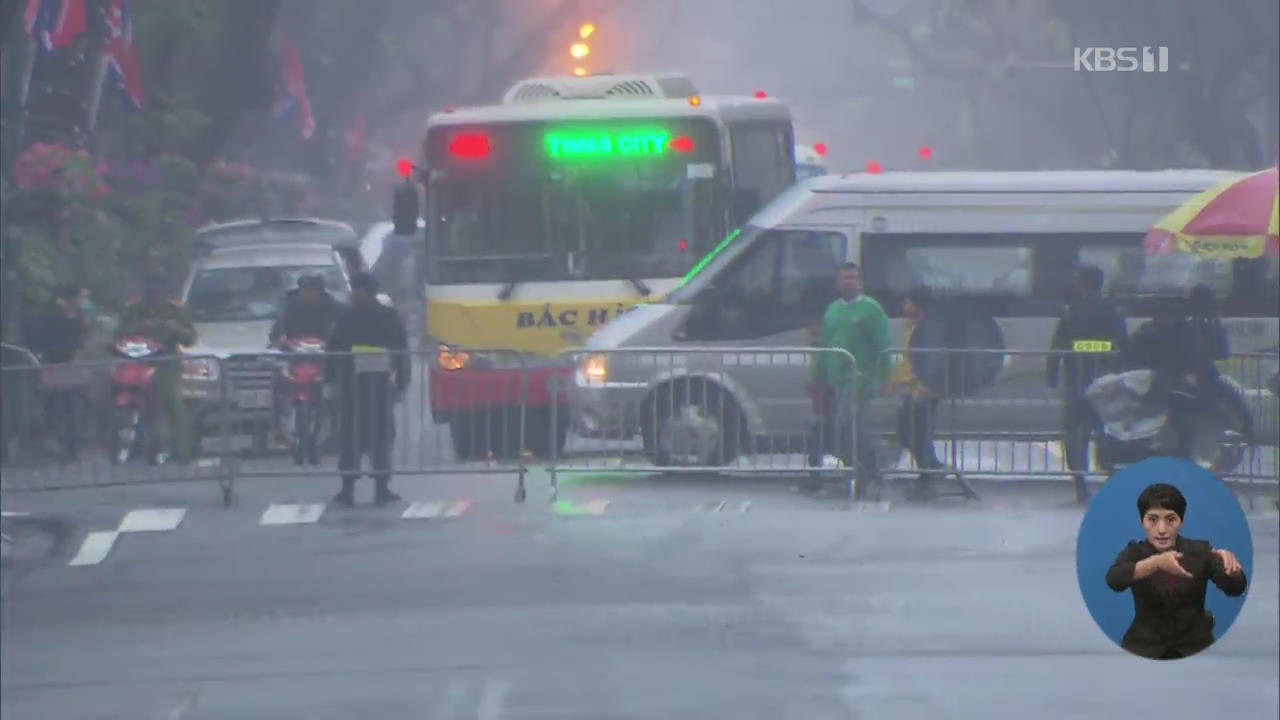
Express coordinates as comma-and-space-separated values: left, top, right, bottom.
325, 272, 410, 506
1047, 265, 1128, 504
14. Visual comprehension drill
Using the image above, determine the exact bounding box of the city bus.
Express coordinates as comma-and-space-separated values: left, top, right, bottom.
392, 73, 797, 459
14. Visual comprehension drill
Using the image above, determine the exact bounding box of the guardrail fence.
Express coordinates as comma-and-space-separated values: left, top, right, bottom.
1, 344, 1276, 508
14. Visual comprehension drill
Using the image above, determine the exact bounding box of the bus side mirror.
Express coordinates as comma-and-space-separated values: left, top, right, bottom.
393, 182, 419, 236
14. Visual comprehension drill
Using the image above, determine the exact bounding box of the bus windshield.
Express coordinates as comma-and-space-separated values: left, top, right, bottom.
425, 118, 721, 285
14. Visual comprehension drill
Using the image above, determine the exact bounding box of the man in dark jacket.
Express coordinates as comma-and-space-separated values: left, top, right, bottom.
325, 272, 410, 506
1188, 285, 1254, 444
28, 285, 88, 459
269, 274, 342, 345
1125, 297, 1209, 459
1047, 265, 1128, 503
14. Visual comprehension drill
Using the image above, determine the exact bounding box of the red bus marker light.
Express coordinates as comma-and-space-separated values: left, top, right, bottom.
396, 158, 413, 178
813, 143, 827, 156
449, 134, 491, 160
865, 161, 883, 174
669, 136, 695, 154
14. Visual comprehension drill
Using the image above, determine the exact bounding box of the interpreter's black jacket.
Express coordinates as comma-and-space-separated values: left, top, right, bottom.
1106, 536, 1248, 659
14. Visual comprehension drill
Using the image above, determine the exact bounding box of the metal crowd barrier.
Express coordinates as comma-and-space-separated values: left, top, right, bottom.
549, 346, 864, 500
1, 348, 541, 505
3, 342, 1275, 509
876, 347, 1278, 490
1, 352, 234, 502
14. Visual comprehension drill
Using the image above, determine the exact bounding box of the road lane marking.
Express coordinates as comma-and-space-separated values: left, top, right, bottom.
738, 500, 751, 513
444, 500, 472, 517
852, 501, 893, 513
68, 531, 118, 566
403, 501, 444, 519
553, 499, 609, 516
118, 508, 186, 533
259, 503, 326, 526
477, 679, 510, 720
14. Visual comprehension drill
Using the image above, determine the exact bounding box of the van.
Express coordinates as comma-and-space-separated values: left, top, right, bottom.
570, 170, 1278, 466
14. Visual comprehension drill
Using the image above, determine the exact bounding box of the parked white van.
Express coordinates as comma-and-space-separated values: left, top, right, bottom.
570, 170, 1278, 466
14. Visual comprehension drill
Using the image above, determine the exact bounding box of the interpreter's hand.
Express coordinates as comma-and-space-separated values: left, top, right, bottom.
1214, 548, 1243, 577
1155, 551, 1194, 579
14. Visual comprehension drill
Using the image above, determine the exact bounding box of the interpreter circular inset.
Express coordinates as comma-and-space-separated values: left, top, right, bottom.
1075, 457, 1253, 661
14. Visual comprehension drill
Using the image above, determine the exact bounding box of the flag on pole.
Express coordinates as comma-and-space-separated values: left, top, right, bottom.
273, 39, 315, 141
25, 0, 87, 51
104, 0, 142, 108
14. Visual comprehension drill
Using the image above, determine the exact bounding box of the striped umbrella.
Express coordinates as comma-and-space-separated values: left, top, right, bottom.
1144, 166, 1279, 259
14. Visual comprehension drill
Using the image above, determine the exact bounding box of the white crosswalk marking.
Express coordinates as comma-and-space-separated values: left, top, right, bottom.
444, 500, 472, 517
118, 508, 186, 533
402, 501, 444, 519
68, 531, 119, 566
259, 503, 326, 526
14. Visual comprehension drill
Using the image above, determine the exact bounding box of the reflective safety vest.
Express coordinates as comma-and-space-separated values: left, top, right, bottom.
351, 344, 392, 373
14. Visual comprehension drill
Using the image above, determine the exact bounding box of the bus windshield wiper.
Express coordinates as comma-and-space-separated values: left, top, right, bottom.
498, 281, 518, 301
627, 276, 652, 297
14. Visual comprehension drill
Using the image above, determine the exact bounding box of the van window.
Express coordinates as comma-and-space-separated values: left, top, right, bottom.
864, 231, 1279, 318
863, 233, 1036, 314
682, 229, 845, 340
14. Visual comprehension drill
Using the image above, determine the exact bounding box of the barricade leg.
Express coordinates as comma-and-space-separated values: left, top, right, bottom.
547, 373, 559, 503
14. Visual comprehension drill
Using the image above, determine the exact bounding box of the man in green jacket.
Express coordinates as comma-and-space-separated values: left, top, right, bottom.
812, 262, 891, 497
115, 273, 199, 464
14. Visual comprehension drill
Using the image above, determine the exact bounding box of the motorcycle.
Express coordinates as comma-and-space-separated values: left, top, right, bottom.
278, 336, 327, 465
1086, 368, 1252, 477
109, 335, 165, 465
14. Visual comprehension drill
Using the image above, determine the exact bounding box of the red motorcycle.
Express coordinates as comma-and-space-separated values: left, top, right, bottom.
279, 336, 327, 465
110, 335, 164, 465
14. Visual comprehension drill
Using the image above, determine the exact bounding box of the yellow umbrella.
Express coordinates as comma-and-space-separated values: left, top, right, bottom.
1144, 166, 1279, 259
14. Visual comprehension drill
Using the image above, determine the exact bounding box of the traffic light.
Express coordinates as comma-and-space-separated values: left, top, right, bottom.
570, 23, 595, 75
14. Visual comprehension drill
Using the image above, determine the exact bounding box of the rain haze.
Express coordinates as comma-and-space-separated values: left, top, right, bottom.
1, 1, 1277, 718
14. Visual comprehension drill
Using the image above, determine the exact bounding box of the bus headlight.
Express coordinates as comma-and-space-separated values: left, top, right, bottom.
438, 345, 470, 371
576, 354, 608, 387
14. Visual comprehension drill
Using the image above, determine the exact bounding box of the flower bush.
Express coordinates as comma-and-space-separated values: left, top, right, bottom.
13, 142, 108, 200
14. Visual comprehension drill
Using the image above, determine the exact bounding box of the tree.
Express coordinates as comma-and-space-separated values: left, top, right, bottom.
849, 0, 1279, 170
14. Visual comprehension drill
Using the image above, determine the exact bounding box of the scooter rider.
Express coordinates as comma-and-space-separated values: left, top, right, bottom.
269, 274, 342, 345
269, 275, 342, 445
116, 272, 199, 463
1124, 297, 1210, 459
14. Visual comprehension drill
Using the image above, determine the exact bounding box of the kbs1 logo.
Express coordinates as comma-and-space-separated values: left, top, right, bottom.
1074, 46, 1169, 73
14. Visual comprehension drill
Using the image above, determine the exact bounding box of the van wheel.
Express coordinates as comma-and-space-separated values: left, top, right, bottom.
644, 386, 742, 467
